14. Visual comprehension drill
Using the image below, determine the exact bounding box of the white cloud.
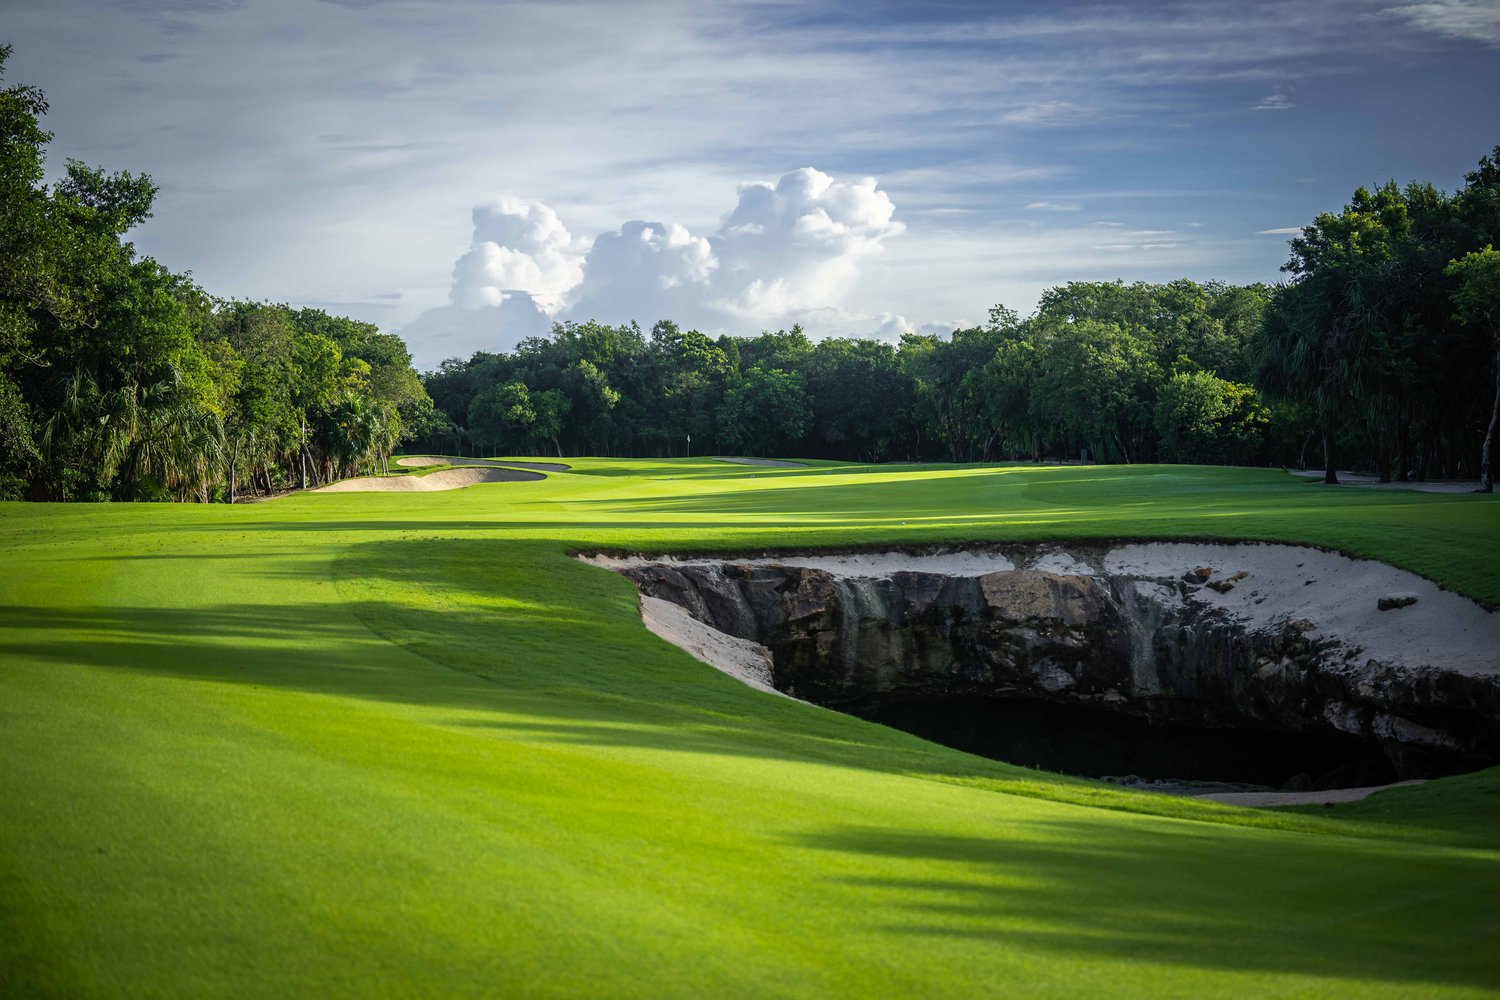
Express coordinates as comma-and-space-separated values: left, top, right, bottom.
402, 167, 909, 362
1389, 1, 1500, 45
1000, 100, 1094, 125
1024, 200, 1082, 212
1254, 91, 1296, 110
567, 220, 718, 325
449, 199, 584, 312
1256, 226, 1304, 235
403, 293, 554, 369
872, 313, 965, 340
711, 168, 904, 319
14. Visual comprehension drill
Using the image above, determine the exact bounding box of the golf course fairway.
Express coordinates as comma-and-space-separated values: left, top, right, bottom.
3, 459, 1499, 998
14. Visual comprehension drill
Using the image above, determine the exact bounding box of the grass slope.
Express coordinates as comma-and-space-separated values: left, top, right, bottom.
2, 460, 1498, 998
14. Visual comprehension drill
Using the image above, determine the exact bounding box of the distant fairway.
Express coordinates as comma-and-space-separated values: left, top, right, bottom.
3, 460, 1498, 998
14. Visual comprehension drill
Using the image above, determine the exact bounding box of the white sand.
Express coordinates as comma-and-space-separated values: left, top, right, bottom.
1291, 470, 1478, 494
639, 596, 792, 698
712, 456, 807, 468
1194, 779, 1426, 807
315, 467, 543, 492
396, 455, 571, 472
1102, 542, 1500, 678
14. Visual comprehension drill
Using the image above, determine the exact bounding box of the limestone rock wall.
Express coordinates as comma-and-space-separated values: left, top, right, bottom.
614, 546, 1500, 775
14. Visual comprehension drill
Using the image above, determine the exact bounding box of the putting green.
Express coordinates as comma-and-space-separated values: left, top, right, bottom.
2, 460, 1498, 998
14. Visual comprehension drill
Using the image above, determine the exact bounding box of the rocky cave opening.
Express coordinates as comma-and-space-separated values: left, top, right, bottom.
588, 543, 1500, 793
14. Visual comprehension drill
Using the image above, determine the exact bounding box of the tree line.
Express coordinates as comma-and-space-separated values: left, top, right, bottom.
419, 282, 1282, 467
419, 147, 1500, 489
0, 46, 433, 501
6, 39, 1497, 500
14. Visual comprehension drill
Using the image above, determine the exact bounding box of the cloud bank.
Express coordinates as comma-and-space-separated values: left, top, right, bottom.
402, 168, 906, 366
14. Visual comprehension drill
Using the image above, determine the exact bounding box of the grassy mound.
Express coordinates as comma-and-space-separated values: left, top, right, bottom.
2, 460, 1498, 998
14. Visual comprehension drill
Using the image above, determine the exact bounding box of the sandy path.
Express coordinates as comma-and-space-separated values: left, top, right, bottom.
712, 456, 807, 468
396, 455, 571, 472
315, 467, 543, 492
1194, 780, 1426, 807
1291, 470, 1480, 494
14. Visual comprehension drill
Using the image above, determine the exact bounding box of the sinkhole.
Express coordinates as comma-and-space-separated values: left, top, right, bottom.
585, 543, 1500, 791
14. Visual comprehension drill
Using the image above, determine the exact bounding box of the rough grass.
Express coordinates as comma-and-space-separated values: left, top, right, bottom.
2, 460, 1498, 998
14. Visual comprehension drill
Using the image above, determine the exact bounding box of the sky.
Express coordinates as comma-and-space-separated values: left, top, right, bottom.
6, 0, 1499, 368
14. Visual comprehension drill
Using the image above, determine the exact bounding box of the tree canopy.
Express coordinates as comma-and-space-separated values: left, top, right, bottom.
0, 46, 432, 501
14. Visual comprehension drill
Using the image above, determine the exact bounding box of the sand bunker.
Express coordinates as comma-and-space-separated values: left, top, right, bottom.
315, 467, 543, 492
1291, 470, 1478, 494
396, 455, 571, 472
1193, 780, 1425, 807
712, 456, 806, 468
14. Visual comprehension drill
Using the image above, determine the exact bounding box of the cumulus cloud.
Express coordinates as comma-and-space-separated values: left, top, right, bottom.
566, 220, 717, 325
448, 199, 584, 311
404, 293, 554, 368
712, 168, 904, 318
872, 313, 965, 340
400, 167, 909, 366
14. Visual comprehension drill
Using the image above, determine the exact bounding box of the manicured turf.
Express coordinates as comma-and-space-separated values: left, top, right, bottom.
2, 460, 1498, 998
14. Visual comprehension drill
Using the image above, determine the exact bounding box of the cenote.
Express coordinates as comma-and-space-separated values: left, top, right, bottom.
592, 542, 1500, 791
859, 696, 1405, 790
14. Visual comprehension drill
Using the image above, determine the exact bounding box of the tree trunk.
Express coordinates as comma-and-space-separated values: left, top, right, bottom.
1479, 341, 1499, 493
299, 418, 309, 490
1298, 425, 1314, 470
228, 441, 237, 504
1376, 419, 1391, 483
1322, 425, 1338, 485
1396, 408, 1411, 483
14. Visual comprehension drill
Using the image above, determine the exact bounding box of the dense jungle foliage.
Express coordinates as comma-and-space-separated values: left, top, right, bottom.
0, 47, 433, 501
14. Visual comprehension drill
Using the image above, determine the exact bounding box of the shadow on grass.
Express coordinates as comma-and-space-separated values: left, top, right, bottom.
791, 820, 1500, 991
7, 535, 1497, 850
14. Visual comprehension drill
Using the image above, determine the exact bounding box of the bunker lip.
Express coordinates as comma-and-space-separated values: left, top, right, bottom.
395, 455, 571, 472
584, 541, 1500, 796
574, 537, 1497, 610
314, 466, 544, 492
711, 456, 808, 467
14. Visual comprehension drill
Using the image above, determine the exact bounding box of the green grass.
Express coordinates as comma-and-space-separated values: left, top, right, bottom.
2, 459, 1498, 998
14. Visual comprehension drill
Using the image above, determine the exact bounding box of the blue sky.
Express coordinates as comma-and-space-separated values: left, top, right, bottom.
7, 0, 1499, 366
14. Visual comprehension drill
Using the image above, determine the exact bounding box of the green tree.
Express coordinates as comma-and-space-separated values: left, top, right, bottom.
468, 381, 536, 455
717, 366, 810, 457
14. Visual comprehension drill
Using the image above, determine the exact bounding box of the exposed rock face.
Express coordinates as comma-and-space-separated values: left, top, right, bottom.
608, 545, 1500, 778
